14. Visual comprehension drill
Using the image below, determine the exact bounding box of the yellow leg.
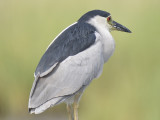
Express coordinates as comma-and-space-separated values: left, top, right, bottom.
68, 87, 84, 120
67, 104, 74, 120
73, 92, 83, 120
73, 102, 79, 120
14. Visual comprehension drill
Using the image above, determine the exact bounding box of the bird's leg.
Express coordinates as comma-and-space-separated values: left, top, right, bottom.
67, 104, 74, 120
73, 93, 82, 120
73, 101, 79, 120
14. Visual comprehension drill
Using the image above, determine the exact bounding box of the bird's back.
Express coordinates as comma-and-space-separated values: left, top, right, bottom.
35, 22, 96, 77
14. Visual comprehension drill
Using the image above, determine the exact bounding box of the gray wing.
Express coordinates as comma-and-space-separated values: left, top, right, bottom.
30, 22, 96, 97
29, 33, 104, 114
35, 22, 96, 77
28, 23, 104, 113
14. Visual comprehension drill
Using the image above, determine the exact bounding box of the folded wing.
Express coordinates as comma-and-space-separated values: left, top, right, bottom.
28, 22, 104, 113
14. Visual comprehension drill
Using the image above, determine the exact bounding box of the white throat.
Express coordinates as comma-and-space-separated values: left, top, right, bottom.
87, 16, 116, 62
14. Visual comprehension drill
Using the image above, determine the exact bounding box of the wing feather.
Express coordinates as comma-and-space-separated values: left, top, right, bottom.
35, 22, 96, 77
29, 32, 104, 110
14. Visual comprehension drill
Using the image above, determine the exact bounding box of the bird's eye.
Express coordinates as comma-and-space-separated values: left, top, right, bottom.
107, 16, 111, 22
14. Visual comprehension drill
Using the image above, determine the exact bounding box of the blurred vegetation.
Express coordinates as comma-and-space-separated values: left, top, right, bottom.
0, 0, 160, 120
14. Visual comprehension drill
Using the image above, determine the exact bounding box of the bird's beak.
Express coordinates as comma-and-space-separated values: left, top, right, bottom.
112, 21, 131, 33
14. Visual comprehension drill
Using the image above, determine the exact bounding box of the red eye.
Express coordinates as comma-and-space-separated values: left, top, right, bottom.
107, 16, 111, 21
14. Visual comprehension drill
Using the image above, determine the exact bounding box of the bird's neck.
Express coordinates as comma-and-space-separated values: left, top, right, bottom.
99, 27, 115, 63
87, 20, 115, 63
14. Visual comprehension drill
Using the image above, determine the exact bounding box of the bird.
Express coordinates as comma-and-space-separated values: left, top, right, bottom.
28, 10, 131, 120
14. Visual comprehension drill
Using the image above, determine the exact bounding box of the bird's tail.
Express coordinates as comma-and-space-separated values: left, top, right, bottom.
29, 97, 65, 114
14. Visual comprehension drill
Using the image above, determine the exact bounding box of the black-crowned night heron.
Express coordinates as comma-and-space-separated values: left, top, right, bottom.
28, 10, 131, 120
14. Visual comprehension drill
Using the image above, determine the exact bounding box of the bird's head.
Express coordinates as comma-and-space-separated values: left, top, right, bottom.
78, 10, 131, 33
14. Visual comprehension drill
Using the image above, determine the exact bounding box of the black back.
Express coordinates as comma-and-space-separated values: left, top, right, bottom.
35, 22, 96, 76
35, 10, 110, 76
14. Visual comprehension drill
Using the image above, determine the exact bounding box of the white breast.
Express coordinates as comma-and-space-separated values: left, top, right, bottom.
97, 25, 115, 62
87, 16, 115, 63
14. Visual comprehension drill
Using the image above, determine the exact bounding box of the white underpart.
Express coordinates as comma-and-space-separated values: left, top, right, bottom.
87, 15, 115, 62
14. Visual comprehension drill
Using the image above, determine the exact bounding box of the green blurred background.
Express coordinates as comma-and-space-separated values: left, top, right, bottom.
0, 0, 160, 120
